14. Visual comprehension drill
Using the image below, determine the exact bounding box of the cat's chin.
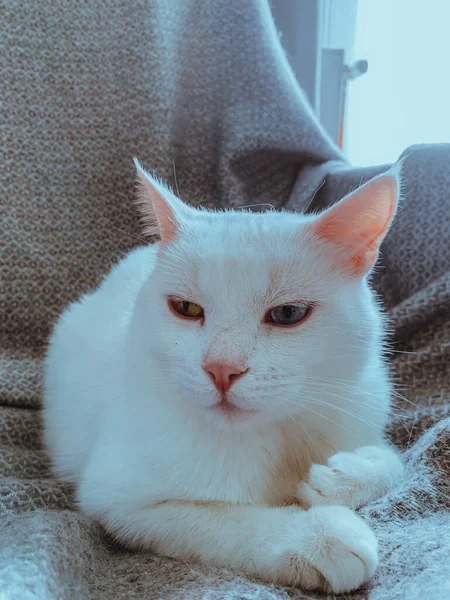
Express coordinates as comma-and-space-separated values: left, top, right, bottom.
209, 397, 258, 421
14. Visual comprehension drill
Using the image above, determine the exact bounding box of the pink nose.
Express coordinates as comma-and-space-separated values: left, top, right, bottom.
203, 363, 248, 393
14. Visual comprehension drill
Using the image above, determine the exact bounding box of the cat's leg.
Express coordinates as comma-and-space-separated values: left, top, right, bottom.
297, 445, 404, 510
91, 500, 377, 593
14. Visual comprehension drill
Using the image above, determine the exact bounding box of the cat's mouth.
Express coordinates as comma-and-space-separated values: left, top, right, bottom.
211, 396, 257, 418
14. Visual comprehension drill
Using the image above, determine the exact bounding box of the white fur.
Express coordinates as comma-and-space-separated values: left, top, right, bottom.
43, 169, 404, 593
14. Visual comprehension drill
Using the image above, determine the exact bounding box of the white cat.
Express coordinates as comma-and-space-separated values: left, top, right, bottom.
43, 159, 404, 594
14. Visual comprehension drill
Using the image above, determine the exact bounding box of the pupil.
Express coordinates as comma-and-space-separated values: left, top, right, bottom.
283, 306, 294, 319
182, 301, 190, 312
267, 303, 311, 326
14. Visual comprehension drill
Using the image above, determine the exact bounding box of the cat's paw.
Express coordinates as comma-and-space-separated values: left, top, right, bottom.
273, 506, 378, 593
297, 445, 403, 509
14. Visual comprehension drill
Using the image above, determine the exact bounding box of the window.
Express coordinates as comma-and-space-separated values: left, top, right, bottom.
346, 0, 450, 165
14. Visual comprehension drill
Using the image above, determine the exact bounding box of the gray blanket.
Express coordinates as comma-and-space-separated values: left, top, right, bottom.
1, 1, 449, 598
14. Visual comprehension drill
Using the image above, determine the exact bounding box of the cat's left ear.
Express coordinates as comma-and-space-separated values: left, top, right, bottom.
310, 167, 400, 276
134, 158, 189, 242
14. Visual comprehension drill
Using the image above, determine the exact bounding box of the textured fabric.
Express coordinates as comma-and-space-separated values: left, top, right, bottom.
1, 0, 450, 598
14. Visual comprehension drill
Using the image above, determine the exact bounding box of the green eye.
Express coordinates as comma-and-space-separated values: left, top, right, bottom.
170, 299, 204, 319
266, 303, 312, 326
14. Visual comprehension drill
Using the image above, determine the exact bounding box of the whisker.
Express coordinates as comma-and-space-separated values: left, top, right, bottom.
303, 382, 408, 416
305, 398, 381, 432
297, 403, 368, 443
303, 178, 326, 214
406, 411, 420, 449
172, 158, 180, 197
238, 203, 276, 211
303, 375, 417, 412
391, 390, 419, 410
310, 390, 411, 436
101, 217, 149, 244
288, 414, 323, 463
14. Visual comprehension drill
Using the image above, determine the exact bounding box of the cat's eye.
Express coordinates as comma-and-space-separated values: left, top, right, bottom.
169, 299, 204, 319
265, 303, 312, 327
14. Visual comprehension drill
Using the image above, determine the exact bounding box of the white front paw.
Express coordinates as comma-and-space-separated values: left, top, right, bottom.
272, 506, 378, 593
297, 446, 403, 509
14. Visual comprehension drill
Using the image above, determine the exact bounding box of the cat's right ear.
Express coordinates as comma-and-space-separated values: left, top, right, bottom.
134, 158, 185, 242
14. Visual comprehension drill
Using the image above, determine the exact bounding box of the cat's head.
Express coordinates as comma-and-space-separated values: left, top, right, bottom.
133, 159, 399, 430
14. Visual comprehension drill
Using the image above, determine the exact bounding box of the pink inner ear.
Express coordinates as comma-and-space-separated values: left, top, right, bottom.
135, 161, 179, 243
151, 188, 178, 243
312, 173, 398, 276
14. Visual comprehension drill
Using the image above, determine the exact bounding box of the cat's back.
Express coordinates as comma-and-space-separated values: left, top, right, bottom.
43, 244, 157, 481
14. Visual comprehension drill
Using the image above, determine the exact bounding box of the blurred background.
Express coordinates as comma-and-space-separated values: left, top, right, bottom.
272, 0, 450, 165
